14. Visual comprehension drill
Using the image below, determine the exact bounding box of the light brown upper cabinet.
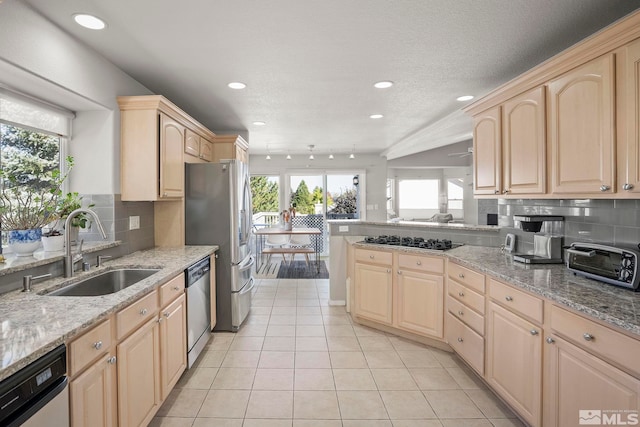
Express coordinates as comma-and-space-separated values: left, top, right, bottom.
473, 106, 502, 195
617, 38, 640, 195
118, 95, 216, 201
213, 134, 250, 163
548, 54, 616, 195
200, 138, 213, 162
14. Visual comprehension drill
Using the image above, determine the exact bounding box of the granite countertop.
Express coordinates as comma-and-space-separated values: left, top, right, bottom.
329, 219, 500, 232
352, 242, 640, 337
0, 245, 217, 382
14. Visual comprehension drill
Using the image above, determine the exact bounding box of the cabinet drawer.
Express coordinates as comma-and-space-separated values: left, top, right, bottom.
446, 313, 485, 375
355, 248, 392, 266
69, 319, 113, 376
489, 278, 543, 324
448, 279, 485, 314
398, 253, 444, 274
550, 305, 640, 375
117, 290, 159, 340
160, 273, 185, 307
447, 295, 485, 336
448, 263, 485, 293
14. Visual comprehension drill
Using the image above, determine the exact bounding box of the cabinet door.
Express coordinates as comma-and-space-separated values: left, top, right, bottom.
200, 139, 213, 162
473, 106, 502, 195
354, 262, 393, 325
117, 318, 161, 427
502, 87, 546, 195
159, 112, 185, 199
70, 355, 117, 427
486, 302, 542, 426
184, 129, 200, 157
395, 269, 443, 338
618, 38, 640, 194
544, 335, 640, 427
160, 294, 187, 400
548, 54, 615, 195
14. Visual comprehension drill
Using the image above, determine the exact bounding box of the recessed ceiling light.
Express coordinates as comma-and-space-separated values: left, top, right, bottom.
374, 81, 394, 89
73, 13, 106, 30
370, 114, 384, 119
252, 121, 266, 126
456, 95, 474, 102
286, 154, 292, 160
329, 153, 334, 160
265, 154, 271, 160
349, 153, 355, 159
228, 82, 246, 90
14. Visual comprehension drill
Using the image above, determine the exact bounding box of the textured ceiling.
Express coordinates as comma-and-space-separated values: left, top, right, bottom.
24, 0, 640, 159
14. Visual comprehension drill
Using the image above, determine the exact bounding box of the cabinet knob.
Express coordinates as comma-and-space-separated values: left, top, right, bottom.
140, 308, 148, 316
107, 356, 117, 364
505, 296, 513, 302
386, 269, 391, 273
173, 286, 180, 291
502, 189, 509, 194
530, 329, 539, 336
416, 261, 422, 266
397, 270, 402, 275
157, 317, 163, 323
93, 341, 103, 350
458, 310, 464, 316
457, 337, 464, 342
369, 255, 375, 259
623, 183, 634, 191
494, 190, 500, 194
164, 312, 170, 318
583, 333, 594, 341
600, 185, 610, 192
163, 192, 168, 197
546, 337, 555, 344
458, 273, 465, 279
458, 291, 464, 297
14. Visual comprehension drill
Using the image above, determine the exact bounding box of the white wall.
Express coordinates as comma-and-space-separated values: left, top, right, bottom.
0, 1, 152, 194
250, 153, 388, 222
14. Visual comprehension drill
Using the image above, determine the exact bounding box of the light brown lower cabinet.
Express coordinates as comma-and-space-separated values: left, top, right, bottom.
160, 293, 187, 400
69, 352, 117, 427
395, 269, 443, 338
486, 301, 542, 426
543, 335, 640, 427
117, 317, 161, 427
354, 262, 393, 325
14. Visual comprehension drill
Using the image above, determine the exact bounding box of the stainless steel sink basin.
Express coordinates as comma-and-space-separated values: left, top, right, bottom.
47, 269, 160, 296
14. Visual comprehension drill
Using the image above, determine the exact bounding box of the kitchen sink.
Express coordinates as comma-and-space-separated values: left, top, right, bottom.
47, 268, 160, 297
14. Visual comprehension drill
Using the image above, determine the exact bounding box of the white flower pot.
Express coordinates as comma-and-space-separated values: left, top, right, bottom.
8, 229, 42, 257
42, 235, 65, 252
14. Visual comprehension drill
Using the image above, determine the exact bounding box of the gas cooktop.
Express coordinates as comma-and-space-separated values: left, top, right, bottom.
361, 235, 463, 251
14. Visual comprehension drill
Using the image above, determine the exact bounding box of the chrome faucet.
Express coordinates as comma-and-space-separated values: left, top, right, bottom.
64, 208, 107, 277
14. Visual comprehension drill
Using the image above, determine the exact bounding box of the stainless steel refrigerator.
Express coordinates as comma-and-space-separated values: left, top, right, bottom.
185, 160, 254, 332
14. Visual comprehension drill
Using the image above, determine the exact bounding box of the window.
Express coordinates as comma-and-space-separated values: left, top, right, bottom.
398, 179, 439, 209
250, 175, 280, 227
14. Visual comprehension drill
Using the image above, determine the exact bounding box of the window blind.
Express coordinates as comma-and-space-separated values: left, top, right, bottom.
0, 86, 74, 137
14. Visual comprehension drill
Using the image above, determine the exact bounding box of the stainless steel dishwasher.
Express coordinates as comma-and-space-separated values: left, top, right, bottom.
186, 257, 211, 368
0, 344, 69, 427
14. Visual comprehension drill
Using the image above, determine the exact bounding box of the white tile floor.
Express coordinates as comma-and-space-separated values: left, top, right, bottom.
151, 278, 525, 427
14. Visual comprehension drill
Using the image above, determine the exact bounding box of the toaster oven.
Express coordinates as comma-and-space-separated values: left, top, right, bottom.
566, 242, 640, 290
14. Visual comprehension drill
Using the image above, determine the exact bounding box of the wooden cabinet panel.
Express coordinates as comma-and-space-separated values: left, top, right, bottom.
548, 54, 616, 194
160, 273, 185, 307
544, 335, 640, 427
447, 279, 485, 314
448, 262, 485, 293
502, 86, 546, 195
397, 253, 444, 274
159, 113, 185, 199
618, 38, 640, 194
70, 355, 117, 427
116, 290, 158, 340
184, 128, 200, 157
487, 302, 542, 426
355, 248, 392, 265
395, 270, 444, 338
473, 106, 502, 195
354, 262, 393, 325
446, 313, 484, 375
447, 295, 484, 335
489, 278, 543, 324
69, 319, 112, 377
117, 318, 161, 427
200, 139, 213, 162
160, 294, 187, 400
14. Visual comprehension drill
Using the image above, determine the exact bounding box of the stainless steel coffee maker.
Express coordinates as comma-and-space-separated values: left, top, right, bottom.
512, 215, 564, 264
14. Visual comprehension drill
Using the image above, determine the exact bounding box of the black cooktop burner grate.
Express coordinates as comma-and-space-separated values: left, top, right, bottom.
362, 235, 462, 250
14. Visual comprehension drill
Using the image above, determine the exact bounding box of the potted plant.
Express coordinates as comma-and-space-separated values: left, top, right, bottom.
56, 191, 95, 245
0, 157, 73, 256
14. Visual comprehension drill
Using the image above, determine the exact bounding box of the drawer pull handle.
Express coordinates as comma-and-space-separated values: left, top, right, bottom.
546, 337, 555, 344
93, 341, 103, 350
369, 255, 375, 259
600, 185, 610, 192
107, 356, 117, 364
458, 292, 464, 297
416, 261, 422, 265
458, 273, 465, 279
140, 308, 148, 316
623, 183, 634, 191
505, 296, 513, 302
458, 310, 464, 316
457, 337, 464, 343
173, 286, 180, 291
583, 333, 594, 341
530, 329, 539, 336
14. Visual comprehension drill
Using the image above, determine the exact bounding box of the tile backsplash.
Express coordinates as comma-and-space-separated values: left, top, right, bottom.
478, 198, 640, 253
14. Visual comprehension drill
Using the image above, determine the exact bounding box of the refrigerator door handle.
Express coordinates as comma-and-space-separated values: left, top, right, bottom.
234, 255, 255, 270
238, 277, 255, 296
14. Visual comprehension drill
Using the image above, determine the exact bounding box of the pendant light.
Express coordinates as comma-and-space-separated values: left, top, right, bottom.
308, 145, 315, 160
349, 145, 356, 159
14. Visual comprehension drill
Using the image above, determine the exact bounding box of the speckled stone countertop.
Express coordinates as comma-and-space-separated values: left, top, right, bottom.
353, 242, 640, 337
0, 245, 217, 382
328, 219, 500, 232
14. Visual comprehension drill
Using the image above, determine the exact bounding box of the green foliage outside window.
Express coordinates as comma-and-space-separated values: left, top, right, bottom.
250, 176, 279, 214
